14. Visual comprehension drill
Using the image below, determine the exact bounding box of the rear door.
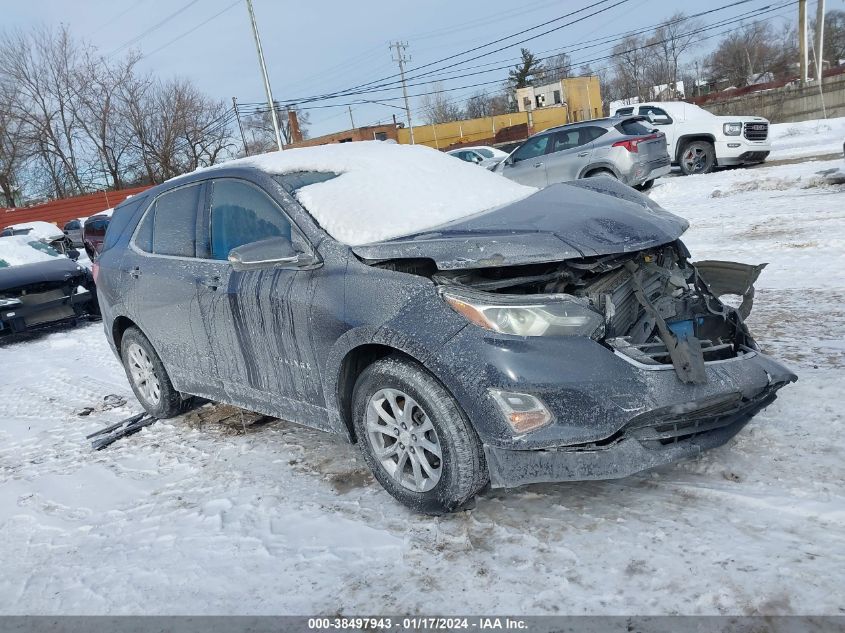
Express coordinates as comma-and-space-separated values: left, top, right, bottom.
502, 134, 551, 187
123, 182, 219, 394
545, 126, 606, 183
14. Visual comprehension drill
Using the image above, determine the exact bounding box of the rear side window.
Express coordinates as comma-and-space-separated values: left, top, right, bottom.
616, 119, 654, 136
210, 179, 292, 261
151, 185, 200, 257
64, 220, 80, 230
552, 126, 606, 152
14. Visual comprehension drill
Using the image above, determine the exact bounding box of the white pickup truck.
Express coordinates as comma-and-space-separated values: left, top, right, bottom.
611, 101, 771, 175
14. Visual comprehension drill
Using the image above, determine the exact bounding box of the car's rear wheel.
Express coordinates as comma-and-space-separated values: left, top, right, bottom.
679, 141, 715, 175
585, 169, 617, 179
352, 355, 488, 514
634, 179, 655, 191
120, 326, 182, 418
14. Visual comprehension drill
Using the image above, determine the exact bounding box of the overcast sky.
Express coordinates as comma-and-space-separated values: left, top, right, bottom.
4, 0, 801, 138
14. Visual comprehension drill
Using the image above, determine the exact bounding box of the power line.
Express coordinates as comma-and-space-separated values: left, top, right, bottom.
106, 0, 202, 57
240, 1, 794, 111
139, 0, 242, 60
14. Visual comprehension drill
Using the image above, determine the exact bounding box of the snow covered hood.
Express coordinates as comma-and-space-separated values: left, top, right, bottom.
352, 179, 690, 270
0, 235, 63, 268
200, 142, 536, 245
3, 221, 65, 242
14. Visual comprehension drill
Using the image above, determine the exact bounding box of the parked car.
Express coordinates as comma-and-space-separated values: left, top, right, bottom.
2, 220, 76, 255
96, 143, 795, 514
447, 146, 509, 169
0, 235, 96, 336
494, 117, 670, 190
612, 101, 771, 175
82, 211, 112, 260
63, 218, 86, 247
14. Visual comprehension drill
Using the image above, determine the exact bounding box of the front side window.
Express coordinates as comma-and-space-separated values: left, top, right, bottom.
210, 179, 292, 261
511, 135, 550, 163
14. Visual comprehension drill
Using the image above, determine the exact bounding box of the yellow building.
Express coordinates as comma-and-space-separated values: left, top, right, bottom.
396, 76, 602, 150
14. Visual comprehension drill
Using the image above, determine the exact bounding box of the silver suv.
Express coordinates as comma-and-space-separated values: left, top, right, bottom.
494, 117, 670, 191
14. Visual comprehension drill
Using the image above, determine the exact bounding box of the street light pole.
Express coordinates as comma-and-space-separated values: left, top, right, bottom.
245, 0, 284, 151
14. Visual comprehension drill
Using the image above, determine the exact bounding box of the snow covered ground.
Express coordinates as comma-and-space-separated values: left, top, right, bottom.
1, 157, 844, 616
768, 116, 845, 161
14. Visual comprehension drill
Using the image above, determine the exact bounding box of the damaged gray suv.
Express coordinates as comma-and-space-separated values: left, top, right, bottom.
95, 143, 795, 514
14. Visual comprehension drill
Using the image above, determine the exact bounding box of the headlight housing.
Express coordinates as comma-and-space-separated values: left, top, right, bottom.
723, 122, 743, 136
440, 288, 604, 338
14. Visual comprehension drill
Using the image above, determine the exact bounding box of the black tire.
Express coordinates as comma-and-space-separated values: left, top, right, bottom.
352, 355, 488, 514
585, 168, 617, 179
678, 140, 715, 175
120, 326, 183, 418
634, 179, 655, 192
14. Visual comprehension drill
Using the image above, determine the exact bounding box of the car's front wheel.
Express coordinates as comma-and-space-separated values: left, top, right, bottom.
120, 326, 183, 418
352, 355, 488, 514
679, 141, 715, 175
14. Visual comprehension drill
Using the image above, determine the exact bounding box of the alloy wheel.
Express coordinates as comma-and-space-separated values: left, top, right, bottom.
365, 388, 443, 492
682, 147, 708, 173
126, 342, 162, 405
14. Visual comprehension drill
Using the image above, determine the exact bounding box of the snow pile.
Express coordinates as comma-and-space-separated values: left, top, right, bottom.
0, 235, 61, 267
203, 141, 536, 245
769, 116, 845, 160
3, 220, 64, 242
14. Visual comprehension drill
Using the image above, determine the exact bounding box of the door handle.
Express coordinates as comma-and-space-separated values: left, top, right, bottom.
533, 162, 544, 168
578, 151, 589, 157
200, 275, 221, 291
129, 266, 141, 279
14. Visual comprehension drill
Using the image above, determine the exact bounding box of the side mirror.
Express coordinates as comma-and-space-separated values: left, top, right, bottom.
67, 248, 80, 261
228, 236, 318, 271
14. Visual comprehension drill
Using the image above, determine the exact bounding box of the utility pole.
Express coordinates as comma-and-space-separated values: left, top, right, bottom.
798, 0, 809, 85
245, 0, 284, 151
390, 41, 414, 144
232, 96, 249, 156
348, 106, 355, 129
814, 0, 826, 83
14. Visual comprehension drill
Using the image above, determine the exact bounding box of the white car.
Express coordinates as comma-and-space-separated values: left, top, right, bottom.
612, 101, 771, 175
447, 146, 509, 169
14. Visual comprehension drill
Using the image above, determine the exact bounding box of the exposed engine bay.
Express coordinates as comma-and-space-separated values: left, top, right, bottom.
422, 241, 766, 384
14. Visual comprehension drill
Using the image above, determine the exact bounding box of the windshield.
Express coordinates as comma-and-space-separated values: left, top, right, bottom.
0, 236, 62, 268
475, 148, 494, 158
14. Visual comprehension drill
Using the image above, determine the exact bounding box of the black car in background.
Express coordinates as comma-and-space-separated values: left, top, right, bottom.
0, 236, 97, 336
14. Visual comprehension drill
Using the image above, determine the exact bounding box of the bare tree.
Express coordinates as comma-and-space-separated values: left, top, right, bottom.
540, 52, 572, 83
420, 83, 464, 124
0, 80, 29, 206
706, 21, 796, 88
646, 13, 703, 99
242, 104, 311, 153
464, 91, 510, 119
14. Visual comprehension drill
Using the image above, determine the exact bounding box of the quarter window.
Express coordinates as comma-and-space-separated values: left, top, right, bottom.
210, 179, 293, 261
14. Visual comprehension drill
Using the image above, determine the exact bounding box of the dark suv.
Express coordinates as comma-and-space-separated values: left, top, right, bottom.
96, 145, 795, 514
83, 213, 111, 260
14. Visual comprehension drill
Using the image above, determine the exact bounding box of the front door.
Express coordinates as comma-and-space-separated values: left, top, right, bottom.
502, 134, 551, 187
195, 177, 322, 420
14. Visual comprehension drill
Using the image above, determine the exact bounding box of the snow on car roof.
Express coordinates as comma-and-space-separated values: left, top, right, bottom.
203, 141, 535, 246
4, 221, 64, 242
0, 235, 62, 268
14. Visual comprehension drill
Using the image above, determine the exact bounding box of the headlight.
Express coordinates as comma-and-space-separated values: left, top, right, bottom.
723, 122, 742, 136
0, 297, 22, 308
441, 289, 604, 338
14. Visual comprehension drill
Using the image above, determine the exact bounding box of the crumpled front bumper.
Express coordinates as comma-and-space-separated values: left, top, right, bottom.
485, 378, 783, 487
